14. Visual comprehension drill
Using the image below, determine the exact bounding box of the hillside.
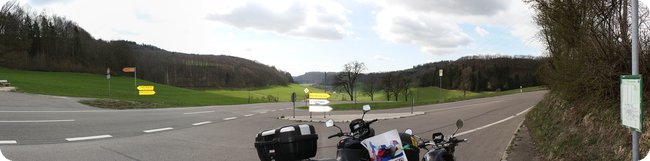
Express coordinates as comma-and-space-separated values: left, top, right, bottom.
0, 1, 293, 89
293, 72, 337, 84
0, 67, 247, 108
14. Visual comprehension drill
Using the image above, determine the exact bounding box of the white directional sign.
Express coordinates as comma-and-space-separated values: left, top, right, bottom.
309, 106, 333, 112
308, 99, 330, 105
621, 75, 643, 131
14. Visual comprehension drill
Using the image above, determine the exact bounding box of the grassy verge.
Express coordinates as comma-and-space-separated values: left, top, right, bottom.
302, 86, 546, 110
206, 84, 325, 103
0, 67, 250, 108
525, 93, 650, 160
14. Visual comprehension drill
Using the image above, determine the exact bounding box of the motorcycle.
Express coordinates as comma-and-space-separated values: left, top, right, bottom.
325, 105, 419, 161
325, 105, 376, 161
405, 119, 468, 161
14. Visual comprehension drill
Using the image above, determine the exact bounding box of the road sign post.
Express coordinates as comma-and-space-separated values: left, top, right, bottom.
123, 67, 137, 95
291, 92, 297, 118
307, 92, 332, 119
107, 68, 111, 98
630, 0, 641, 160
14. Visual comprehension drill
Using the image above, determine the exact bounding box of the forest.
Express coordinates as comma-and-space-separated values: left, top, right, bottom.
0, 1, 293, 89
296, 55, 543, 101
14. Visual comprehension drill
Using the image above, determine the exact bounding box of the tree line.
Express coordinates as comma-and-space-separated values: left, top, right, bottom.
329, 55, 543, 101
0, 1, 293, 89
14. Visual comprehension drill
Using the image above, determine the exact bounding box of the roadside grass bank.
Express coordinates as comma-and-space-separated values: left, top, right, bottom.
526, 93, 650, 160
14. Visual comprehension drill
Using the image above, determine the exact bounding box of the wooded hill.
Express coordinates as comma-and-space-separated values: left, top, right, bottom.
0, 1, 293, 89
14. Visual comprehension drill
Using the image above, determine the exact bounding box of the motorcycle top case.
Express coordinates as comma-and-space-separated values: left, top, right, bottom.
255, 124, 318, 161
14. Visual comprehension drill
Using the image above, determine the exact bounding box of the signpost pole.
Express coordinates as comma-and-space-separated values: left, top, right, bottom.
631, 0, 640, 160
134, 68, 138, 95
411, 94, 414, 114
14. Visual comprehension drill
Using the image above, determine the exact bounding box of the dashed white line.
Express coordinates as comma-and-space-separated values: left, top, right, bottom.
244, 114, 254, 117
183, 111, 215, 115
0, 140, 17, 144
66, 135, 113, 141
223, 117, 237, 120
143, 127, 174, 133
192, 121, 212, 126
259, 111, 267, 114
270, 110, 276, 112
456, 106, 534, 137
0, 120, 75, 123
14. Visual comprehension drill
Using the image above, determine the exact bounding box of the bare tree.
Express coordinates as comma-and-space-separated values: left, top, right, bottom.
333, 61, 366, 101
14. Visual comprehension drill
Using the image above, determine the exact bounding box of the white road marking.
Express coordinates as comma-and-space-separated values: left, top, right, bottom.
183, 111, 215, 115
0, 120, 74, 123
192, 121, 212, 126
456, 106, 534, 137
0, 148, 11, 161
0, 140, 16, 144
223, 117, 237, 120
423, 100, 504, 113
143, 127, 174, 133
270, 110, 276, 112
66, 135, 113, 141
259, 111, 267, 114
244, 114, 254, 117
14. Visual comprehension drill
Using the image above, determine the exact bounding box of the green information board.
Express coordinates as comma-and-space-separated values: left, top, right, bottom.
621, 75, 643, 131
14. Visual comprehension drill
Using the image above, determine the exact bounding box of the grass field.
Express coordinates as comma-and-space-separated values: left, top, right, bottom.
0, 67, 545, 110
206, 84, 325, 102
0, 67, 250, 108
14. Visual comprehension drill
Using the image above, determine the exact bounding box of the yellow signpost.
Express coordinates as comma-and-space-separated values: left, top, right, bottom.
137, 86, 154, 91
138, 90, 156, 96
308, 93, 330, 99
137, 85, 156, 96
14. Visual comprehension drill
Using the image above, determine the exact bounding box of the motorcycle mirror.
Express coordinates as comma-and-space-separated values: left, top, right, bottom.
362, 105, 371, 112
405, 129, 413, 135
325, 119, 334, 127
456, 119, 464, 129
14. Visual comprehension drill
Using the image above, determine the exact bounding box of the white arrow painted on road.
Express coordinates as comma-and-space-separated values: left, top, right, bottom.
0, 148, 11, 161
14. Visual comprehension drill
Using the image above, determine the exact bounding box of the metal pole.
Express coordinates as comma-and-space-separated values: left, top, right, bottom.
631, 0, 640, 160
411, 94, 414, 114
293, 101, 295, 118
109, 77, 111, 98
134, 68, 138, 95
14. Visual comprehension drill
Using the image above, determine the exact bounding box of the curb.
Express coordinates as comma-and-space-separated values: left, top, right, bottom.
501, 119, 525, 161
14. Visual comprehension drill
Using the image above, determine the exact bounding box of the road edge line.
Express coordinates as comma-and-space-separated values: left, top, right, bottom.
501, 119, 526, 160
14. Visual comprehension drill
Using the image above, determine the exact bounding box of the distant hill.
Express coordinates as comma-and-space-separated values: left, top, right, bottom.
0, 1, 292, 89
293, 72, 337, 84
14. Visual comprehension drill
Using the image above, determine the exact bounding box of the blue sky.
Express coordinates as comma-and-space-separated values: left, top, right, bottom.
4, 0, 547, 76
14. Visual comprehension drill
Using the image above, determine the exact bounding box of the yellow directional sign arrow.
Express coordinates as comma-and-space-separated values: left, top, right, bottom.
309, 93, 330, 99
137, 85, 154, 91
139, 90, 156, 96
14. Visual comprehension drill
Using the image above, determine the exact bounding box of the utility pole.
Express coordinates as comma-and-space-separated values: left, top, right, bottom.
631, 0, 640, 160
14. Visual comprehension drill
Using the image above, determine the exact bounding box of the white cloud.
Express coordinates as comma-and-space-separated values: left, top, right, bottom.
374, 7, 472, 55
474, 26, 489, 37
373, 55, 391, 61
382, 0, 508, 16
207, 1, 350, 40
368, 0, 541, 55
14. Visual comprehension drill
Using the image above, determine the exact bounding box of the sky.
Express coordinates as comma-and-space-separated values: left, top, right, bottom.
3, 0, 548, 76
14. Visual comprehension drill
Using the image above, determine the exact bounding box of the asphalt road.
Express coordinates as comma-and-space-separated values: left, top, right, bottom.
0, 91, 546, 161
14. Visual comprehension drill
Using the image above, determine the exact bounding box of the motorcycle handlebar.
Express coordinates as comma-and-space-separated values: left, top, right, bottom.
328, 133, 346, 139
327, 133, 341, 139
